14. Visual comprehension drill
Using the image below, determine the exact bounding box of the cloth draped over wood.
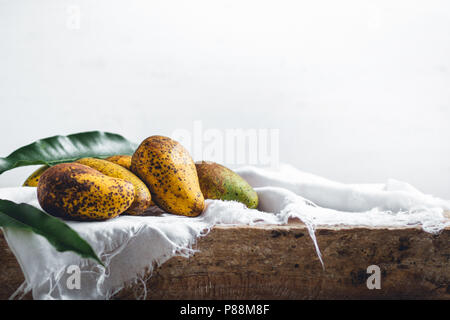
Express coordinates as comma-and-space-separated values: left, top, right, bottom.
1, 164, 448, 300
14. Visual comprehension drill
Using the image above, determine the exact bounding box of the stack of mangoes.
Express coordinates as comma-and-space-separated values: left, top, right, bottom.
24, 136, 258, 221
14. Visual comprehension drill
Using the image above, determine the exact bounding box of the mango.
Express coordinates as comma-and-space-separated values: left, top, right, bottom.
22, 155, 132, 188
131, 136, 205, 216
23, 165, 49, 187
76, 158, 152, 215
105, 155, 157, 207
37, 163, 135, 221
195, 161, 258, 209
105, 155, 132, 170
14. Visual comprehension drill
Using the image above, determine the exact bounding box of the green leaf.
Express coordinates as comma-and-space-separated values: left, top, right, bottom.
0, 199, 103, 266
0, 131, 137, 175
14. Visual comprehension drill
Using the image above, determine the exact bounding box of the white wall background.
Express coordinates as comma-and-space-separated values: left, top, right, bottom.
0, 0, 449, 198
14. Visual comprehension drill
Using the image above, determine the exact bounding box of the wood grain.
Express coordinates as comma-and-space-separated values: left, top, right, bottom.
1, 220, 449, 300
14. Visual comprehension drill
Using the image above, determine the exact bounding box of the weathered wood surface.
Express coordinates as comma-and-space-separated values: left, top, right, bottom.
1, 220, 449, 300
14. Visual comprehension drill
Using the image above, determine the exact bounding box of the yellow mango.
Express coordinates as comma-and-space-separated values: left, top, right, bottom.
131, 136, 205, 217
76, 158, 152, 215
23, 165, 49, 187
37, 163, 135, 221
105, 155, 132, 170
105, 155, 157, 207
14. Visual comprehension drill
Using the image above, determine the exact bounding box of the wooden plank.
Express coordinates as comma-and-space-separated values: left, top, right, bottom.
1, 220, 449, 300
0, 230, 28, 300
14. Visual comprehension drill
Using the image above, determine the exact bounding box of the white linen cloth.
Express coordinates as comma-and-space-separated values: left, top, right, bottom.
1, 164, 449, 300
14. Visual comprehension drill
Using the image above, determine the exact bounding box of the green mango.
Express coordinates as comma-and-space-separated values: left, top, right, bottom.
195, 161, 258, 209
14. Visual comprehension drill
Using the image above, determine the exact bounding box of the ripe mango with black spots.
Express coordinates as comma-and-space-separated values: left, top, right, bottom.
37, 163, 135, 221
23, 165, 49, 187
105, 155, 132, 170
105, 155, 157, 207
131, 136, 205, 217
195, 161, 258, 209
76, 158, 152, 215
